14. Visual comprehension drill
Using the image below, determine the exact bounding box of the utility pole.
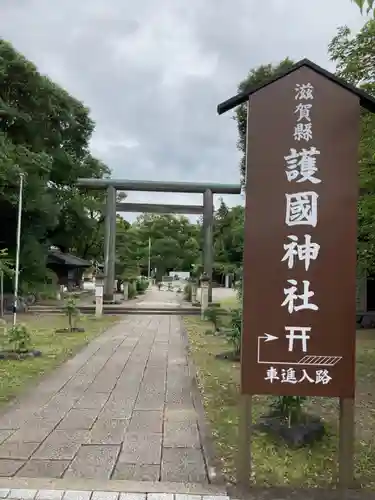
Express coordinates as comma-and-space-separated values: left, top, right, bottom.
13, 172, 25, 326
148, 237, 151, 280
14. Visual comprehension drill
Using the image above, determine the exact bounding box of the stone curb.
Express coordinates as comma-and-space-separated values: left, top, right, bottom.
0, 488, 232, 500
0, 478, 228, 496
179, 317, 226, 488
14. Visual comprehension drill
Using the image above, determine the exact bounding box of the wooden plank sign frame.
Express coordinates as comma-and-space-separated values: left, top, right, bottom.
216, 59, 375, 491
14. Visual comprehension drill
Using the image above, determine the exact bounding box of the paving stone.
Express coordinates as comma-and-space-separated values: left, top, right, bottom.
0, 459, 24, 476
202, 497, 229, 500
0, 430, 16, 444
112, 463, 160, 481
0, 441, 40, 460
33, 430, 89, 460
36, 490, 65, 500
165, 391, 194, 409
175, 496, 202, 500
30, 409, 64, 427
64, 444, 120, 479
142, 368, 167, 382
127, 411, 163, 433
0, 490, 9, 499
119, 495, 146, 500
89, 419, 128, 445
62, 491, 92, 500
7, 426, 53, 443
89, 379, 117, 393
163, 420, 201, 448
0, 410, 27, 430
44, 395, 76, 412
147, 495, 173, 500
100, 398, 135, 419
8, 489, 37, 499
134, 394, 165, 411
164, 408, 197, 423
116, 376, 144, 390
161, 447, 208, 483
17, 459, 70, 478
91, 492, 119, 500
57, 409, 99, 430
118, 433, 162, 465
74, 392, 109, 410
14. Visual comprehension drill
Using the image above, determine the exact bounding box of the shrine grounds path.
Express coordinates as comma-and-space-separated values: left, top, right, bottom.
0, 289, 213, 484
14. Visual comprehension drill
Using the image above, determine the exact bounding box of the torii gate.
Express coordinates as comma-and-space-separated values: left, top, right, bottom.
77, 178, 241, 302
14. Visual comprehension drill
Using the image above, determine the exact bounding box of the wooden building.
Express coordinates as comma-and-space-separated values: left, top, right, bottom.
47, 249, 92, 291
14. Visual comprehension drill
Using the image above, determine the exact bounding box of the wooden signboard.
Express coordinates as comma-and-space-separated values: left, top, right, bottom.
217, 59, 375, 488
242, 66, 360, 398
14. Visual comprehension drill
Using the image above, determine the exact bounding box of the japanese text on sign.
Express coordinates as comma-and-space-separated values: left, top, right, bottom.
262, 80, 334, 386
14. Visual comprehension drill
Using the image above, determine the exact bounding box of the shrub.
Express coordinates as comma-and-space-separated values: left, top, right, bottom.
235, 278, 243, 302
271, 395, 307, 427
224, 308, 242, 354
63, 296, 79, 331
7, 323, 31, 353
128, 282, 136, 299
22, 269, 59, 302
204, 306, 221, 332
136, 279, 148, 294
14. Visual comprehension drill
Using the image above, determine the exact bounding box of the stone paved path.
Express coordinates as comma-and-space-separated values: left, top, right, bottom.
0, 290, 209, 483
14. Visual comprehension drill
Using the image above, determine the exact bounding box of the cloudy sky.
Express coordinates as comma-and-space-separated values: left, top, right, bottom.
0, 0, 366, 221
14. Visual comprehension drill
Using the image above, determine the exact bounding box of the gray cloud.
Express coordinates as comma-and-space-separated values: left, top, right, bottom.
0, 0, 366, 220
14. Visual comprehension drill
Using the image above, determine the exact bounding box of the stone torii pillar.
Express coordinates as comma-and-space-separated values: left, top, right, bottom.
77, 178, 241, 304
103, 185, 116, 302
203, 189, 214, 303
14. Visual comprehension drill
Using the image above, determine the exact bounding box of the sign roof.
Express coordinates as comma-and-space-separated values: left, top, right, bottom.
217, 58, 375, 115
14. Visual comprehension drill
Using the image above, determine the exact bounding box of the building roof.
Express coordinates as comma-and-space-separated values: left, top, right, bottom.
47, 249, 92, 268
217, 58, 375, 115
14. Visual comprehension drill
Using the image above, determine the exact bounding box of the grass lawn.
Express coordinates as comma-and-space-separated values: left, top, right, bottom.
183, 315, 375, 489
218, 295, 240, 310
0, 314, 119, 406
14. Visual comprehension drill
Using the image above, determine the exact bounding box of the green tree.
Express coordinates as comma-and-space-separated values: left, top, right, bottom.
115, 218, 140, 281
351, 0, 375, 15
329, 20, 375, 274
116, 214, 200, 280
213, 199, 244, 282
0, 39, 111, 288
235, 58, 295, 184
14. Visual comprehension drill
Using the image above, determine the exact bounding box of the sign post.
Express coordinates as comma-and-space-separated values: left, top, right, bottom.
217, 59, 375, 490
200, 273, 209, 320
123, 281, 129, 301
95, 272, 105, 318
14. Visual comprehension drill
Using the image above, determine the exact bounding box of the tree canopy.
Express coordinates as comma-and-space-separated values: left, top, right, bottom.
230, 18, 375, 276
115, 214, 201, 281
213, 199, 244, 279
234, 58, 295, 185
0, 39, 110, 289
113, 204, 244, 283
352, 0, 375, 15
329, 19, 375, 273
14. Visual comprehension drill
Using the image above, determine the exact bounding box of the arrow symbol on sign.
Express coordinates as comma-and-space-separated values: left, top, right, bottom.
257, 333, 278, 363
263, 333, 278, 342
